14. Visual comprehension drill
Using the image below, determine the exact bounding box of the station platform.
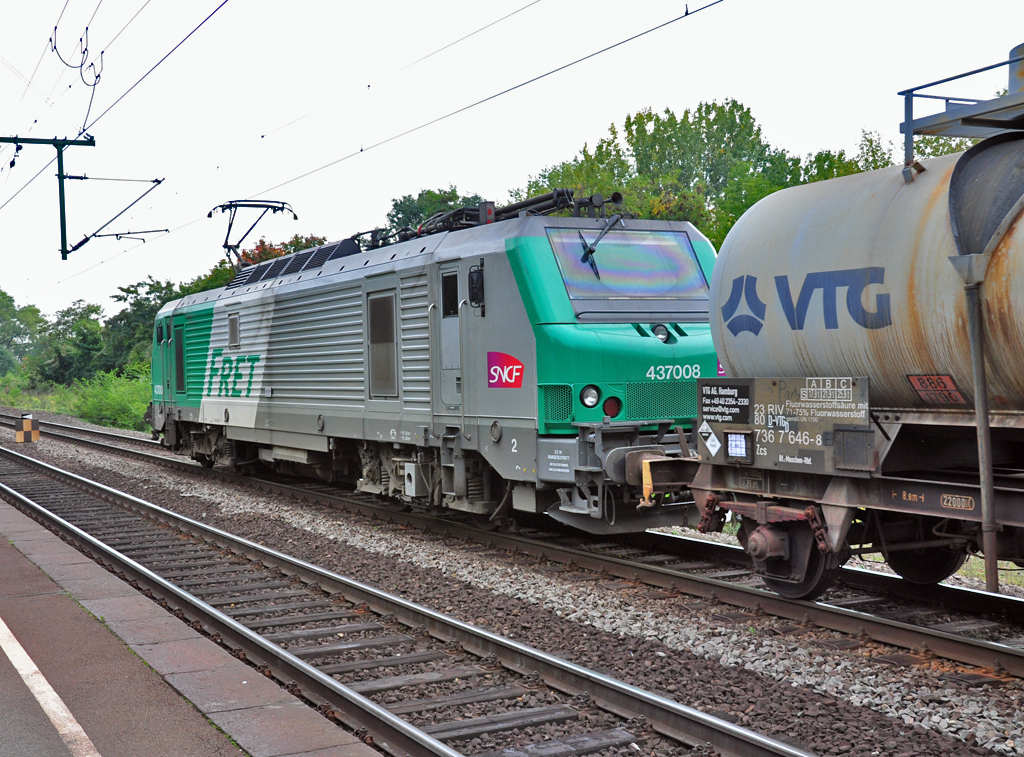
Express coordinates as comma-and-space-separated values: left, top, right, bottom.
0, 500, 377, 757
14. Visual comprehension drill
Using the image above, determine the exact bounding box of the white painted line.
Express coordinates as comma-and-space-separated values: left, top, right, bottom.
0, 613, 103, 757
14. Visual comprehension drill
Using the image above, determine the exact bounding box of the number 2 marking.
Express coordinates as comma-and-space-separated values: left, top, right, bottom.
511, 438, 518, 453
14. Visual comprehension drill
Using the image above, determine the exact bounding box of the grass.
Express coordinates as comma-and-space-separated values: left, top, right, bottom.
0, 367, 151, 432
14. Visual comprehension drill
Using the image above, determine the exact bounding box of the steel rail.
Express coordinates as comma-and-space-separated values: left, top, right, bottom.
7, 423, 1024, 678
0, 445, 810, 757
0, 412, 162, 448
0, 449, 462, 757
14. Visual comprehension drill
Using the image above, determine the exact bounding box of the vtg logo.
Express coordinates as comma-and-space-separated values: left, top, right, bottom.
487, 352, 524, 388
721, 275, 767, 336
722, 267, 893, 336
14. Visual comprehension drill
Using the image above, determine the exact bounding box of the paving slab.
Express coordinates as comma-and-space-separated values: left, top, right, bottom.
130, 635, 240, 674
104, 615, 205, 645
209, 702, 363, 757
80, 593, 175, 622
165, 666, 298, 712
50, 575, 143, 600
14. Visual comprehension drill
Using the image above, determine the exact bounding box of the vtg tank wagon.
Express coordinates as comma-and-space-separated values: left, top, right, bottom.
147, 190, 718, 534
635, 48, 1024, 598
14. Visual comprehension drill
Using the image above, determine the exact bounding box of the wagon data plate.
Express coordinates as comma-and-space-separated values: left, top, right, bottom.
696, 377, 872, 474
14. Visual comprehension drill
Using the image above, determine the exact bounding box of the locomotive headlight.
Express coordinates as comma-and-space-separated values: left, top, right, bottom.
652, 324, 670, 342
580, 385, 601, 408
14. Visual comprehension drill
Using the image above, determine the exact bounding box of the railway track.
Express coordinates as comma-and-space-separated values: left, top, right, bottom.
0, 445, 810, 757
4, 414, 1024, 683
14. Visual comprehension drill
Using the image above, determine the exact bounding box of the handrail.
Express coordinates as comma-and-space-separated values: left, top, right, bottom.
458, 299, 470, 440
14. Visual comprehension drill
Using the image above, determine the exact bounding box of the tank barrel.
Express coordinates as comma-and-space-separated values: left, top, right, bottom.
1010, 43, 1024, 95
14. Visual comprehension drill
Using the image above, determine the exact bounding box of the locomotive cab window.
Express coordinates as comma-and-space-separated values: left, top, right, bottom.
368, 292, 398, 398
173, 326, 185, 394
228, 313, 240, 348
545, 227, 710, 321
156, 324, 164, 344
441, 272, 459, 317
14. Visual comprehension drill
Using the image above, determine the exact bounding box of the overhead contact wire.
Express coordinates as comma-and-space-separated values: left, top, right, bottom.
251, 0, 725, 198
0, 0, 230, 217
399, 0, 543, 71
82, 0, 230, 134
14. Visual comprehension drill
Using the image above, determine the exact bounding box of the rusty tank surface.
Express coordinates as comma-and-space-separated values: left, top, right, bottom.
710, 135, 1024, 413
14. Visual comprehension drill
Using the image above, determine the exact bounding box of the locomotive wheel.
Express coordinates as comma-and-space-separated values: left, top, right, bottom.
885, 544, 967, 585
196, 453, 215, 469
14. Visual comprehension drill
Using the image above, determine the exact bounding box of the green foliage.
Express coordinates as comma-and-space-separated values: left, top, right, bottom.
914, 134, 976, 158
386, 186, 482, 234
0, 289, 42, 362
802, 148, 860, 183
0, 347, 17, 376
70, 366, 152, 431
516, 99, 804, 249
854, 129, 895, 171
0, 364, 150, 431
24, 300, 105, 386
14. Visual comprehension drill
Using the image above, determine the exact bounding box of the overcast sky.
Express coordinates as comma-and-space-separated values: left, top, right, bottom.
1, 0, 1021, 316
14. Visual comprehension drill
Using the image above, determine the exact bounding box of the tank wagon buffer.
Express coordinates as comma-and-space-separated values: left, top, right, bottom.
147, 189, 719, 534
637, 46, 1024, 598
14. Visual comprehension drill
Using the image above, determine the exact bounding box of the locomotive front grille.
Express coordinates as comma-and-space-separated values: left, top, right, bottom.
626, 380, 697, 420
541, 384, 573, 422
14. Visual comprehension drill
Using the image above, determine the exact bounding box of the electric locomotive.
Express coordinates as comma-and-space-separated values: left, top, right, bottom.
147, 190, 718, 534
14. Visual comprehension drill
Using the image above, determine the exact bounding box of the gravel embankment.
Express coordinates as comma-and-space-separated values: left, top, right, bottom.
2, 427, 1021, 757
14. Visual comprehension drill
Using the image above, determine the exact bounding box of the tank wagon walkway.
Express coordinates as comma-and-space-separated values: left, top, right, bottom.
0, 500, 376, 757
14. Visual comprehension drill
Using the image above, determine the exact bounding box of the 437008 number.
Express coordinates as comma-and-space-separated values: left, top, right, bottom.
646, 364, 701, 381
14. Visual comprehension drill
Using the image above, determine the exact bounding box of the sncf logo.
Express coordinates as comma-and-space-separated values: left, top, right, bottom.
723, 267, 893, 336
487, 352, 524, 388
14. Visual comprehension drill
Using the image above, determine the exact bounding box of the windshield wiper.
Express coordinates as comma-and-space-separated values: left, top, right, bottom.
578, 213, 622, 280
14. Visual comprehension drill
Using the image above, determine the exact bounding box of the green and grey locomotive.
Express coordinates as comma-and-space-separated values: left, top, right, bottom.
147, 191, 718, 534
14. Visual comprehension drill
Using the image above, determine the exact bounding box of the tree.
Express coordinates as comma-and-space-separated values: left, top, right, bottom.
101, 277, 180, 371
385, 186, 482, 235
802, 149, 860, 183
855, 130, 894, 171
0, 288, 42, 362
514, 100, 803, 248
26, 301, 105, 385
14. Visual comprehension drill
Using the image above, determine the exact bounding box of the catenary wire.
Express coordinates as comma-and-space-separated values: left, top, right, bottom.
0, 0, 231, 217
42, 0, 723, 290
80, 0, 229, 134
399, 0, 543, 71
250, 0, 724, 198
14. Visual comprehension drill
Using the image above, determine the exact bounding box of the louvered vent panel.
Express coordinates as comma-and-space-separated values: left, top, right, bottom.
226, 267, 256, 290
281, 250, 314, 276
399, 272, 430, 412
625, 381, 697, 420
239, 261, 274, 286
542, 385, 573, 422
301, 246, 334, 271
327, 238, 362, 261
263, 286, 365, 405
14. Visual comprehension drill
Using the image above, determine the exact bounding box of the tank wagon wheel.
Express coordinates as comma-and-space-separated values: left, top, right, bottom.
738, 518, 839, 601
878, 514, 969, 585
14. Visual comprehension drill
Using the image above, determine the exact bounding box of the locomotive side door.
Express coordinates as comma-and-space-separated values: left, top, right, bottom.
439, 265, 462, 407
161, 316, 173, 403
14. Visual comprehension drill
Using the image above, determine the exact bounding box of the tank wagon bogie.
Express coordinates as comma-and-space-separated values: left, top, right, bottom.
148, 192, 718, 534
